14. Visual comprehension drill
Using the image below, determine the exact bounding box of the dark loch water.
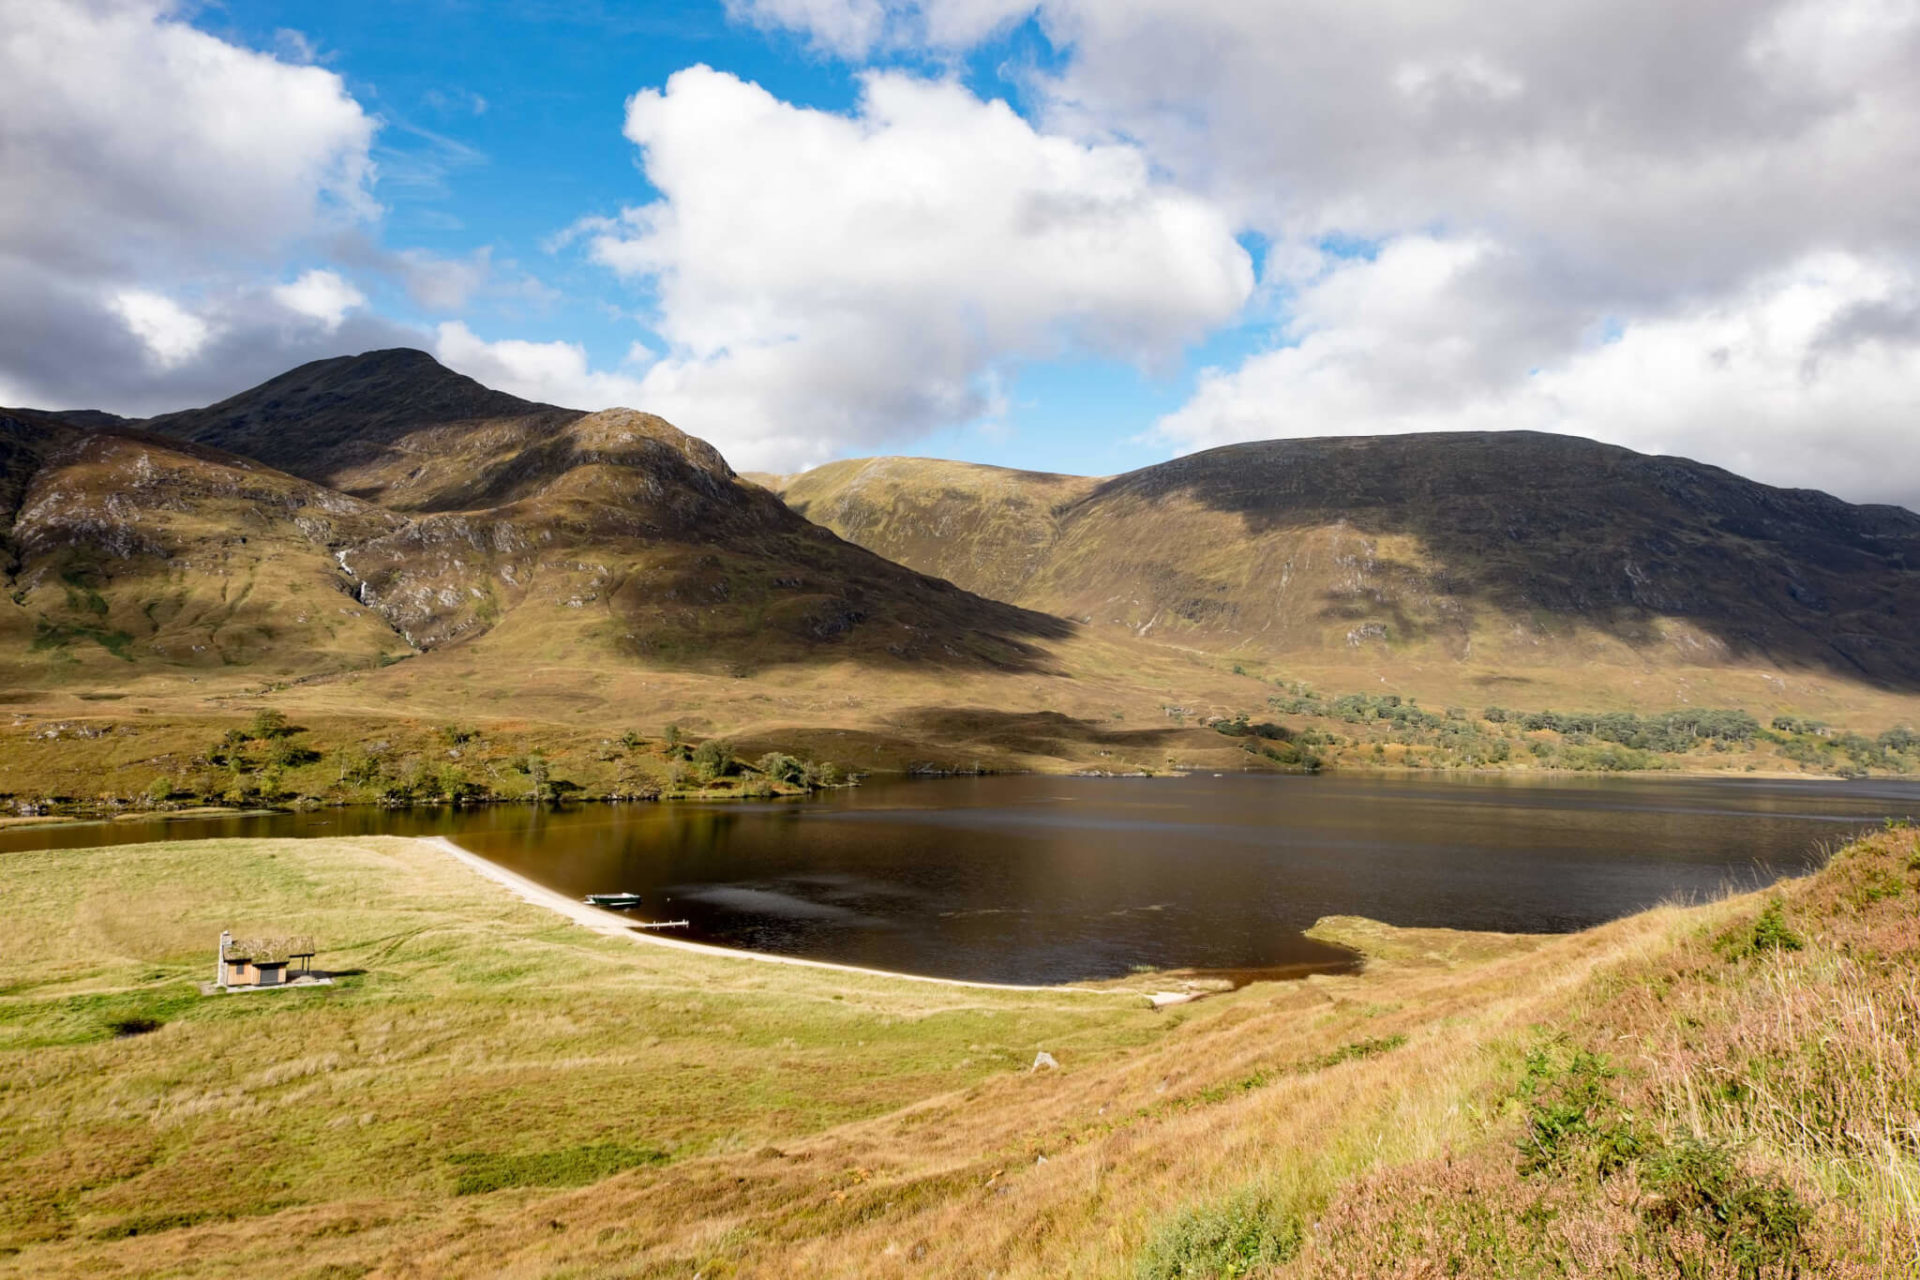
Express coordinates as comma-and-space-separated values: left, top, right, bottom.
7, 773, 1916, 984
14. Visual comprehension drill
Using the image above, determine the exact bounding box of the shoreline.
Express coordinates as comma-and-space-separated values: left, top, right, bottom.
414, 835, 1172, 1001
6, 763, 1887, 828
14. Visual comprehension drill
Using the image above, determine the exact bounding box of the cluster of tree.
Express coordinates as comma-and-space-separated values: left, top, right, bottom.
195, 709, 322, 803
1483, 706, 1761, 750
1269, 691, 1451, 731
654, 730, 842, 795
1253, 673, 1920, 777
1213, 713, 1290, 740
1774, 725, 1920, 779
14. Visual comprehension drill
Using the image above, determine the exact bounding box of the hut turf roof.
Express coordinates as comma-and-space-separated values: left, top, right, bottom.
223, 935, 314, 963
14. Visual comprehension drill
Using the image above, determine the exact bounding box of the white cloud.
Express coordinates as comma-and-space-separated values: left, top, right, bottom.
576, 65, 1250, 469
733, 0, 1920, 506
271, 269, 366, 329
0, 1, 397, 412
0, 0, 378, 274
433, 322, 650, 411
1156, 243, 1920, 507
108, 289, 212, 368
725, 0, 1030, 56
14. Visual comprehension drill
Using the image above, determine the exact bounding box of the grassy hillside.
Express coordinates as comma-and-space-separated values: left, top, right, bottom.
779, 456, 1097, 606
0, 835, 1160, 1270
1, 409, 412, 691
3, 825, 1914, 1275
140, 348, 587, 512
777, 434, 1920, 690
7, 355, 1919, 811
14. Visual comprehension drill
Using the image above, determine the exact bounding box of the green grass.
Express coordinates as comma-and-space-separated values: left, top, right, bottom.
28, 619, 134, 661
1137, 1188, 1301, 1279
447, 1143, 667, 1195
0, 835, 1158, 1257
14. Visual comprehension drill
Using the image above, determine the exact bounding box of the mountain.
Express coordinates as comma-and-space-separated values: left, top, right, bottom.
328, 404, 1070, 668
2, 352, 1071, 692
9, 352, 1920, 805
777, 433, 1920, 688
142, 349, 587, 511
1, 408, 410, 687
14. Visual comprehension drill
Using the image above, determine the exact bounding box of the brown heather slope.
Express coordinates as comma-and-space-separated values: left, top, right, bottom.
778, 433, 1920, 691
778, 456, 1097, 605
6, 368, 1071, 686
329, 404, 1072, 669
7, 352, 1920, 805
0, 409, 412, 690
142, 348, 588, 511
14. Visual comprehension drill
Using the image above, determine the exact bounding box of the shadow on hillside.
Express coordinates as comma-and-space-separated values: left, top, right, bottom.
1087, 432, 1920, 691
893, 707, 1187, 759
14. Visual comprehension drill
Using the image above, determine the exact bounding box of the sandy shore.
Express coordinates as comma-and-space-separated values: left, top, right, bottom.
416, 835, 1175, 1001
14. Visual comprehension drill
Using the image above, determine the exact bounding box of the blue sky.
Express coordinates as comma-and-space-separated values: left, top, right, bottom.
2, 0, 1917, 504
201, 0, 1212, 476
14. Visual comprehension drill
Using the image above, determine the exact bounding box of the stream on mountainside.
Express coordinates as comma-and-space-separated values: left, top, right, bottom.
7, 773, 1917, 985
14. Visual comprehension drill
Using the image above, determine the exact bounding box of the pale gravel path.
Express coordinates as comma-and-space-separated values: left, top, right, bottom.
415, 835, 1171, 1001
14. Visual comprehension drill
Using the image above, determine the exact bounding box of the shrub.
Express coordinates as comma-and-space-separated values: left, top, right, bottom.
1638, 1138, 1813, 1276
1137, 1189, 1301, 1279
1516, 1047, 1644, 1177
248, 709, 290, 739
691, 738, 734, 782
1718, 899, 1803, 960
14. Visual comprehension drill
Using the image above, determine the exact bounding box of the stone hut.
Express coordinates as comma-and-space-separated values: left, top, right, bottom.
217, 930, 316, 989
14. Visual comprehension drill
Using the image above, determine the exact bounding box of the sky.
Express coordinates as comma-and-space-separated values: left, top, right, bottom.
2, 0, 1917, 506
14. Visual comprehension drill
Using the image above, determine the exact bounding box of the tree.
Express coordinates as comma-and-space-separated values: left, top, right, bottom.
526, 752, 551, 803
664, 724, 682, 750
268, 736, 317, 768
756, 752, 805, 786
691, 738, 733, 783
249, 708, 289, 739
145, 776, 173, 806
619, 729, 642, 751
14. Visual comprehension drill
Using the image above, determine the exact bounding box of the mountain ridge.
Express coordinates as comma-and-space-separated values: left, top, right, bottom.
141, 348, 589, 511
777, 431, 1920, 688
2, 355, 1074, 693
5, 350, 1920, 807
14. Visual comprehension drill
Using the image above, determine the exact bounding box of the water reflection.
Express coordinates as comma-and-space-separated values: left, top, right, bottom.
5, 773, 1914, 984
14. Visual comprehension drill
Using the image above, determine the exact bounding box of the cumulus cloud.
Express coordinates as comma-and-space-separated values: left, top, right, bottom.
433, 322, 650, 410
576, 65, 1251, 469
0, 0, 377, 274
271, 269, 367, 329
733, 0, 1920, 506
108, 289, 214, 368
0, 0, 402, 412
724, 0, 1030, 57
1156, 243, 1920, 506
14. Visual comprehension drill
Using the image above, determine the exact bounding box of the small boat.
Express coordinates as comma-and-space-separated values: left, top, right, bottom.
584, 892, 644, 909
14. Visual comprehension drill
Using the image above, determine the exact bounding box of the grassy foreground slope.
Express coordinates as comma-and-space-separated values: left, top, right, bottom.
0, 836, 1159, 1271
4, 826, 1917, 1276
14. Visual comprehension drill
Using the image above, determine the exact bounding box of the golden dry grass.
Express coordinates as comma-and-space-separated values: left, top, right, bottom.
3, 825, 1917, 1278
